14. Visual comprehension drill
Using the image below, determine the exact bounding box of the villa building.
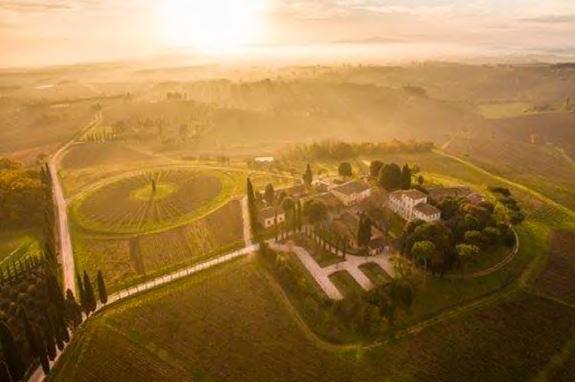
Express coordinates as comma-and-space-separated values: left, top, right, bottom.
388, 189, 441, 222
331, 180, 372, 206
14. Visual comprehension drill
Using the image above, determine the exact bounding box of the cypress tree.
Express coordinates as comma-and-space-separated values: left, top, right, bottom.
48, 308, 65, 351
64, 289, 83, 329
21, 308, 42, 357
97, 270, 108, 304
35, 326, 50, 375
246, 178, 258, 237
401, 164, 412, 190
246, 178, 255, 205
0, 321, 25, 381
83, 271, 97, 313
43, 313, 57, 360
303, 164, 313, 187
46, 271, 65, 313
76, 272, 86, 314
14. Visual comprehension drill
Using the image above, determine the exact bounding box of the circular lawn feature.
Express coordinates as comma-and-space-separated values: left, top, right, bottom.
72, 168, 233, 234
131, 183, 177, 202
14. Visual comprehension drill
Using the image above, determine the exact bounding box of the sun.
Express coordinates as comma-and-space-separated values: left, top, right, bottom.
160, 0, 266, 53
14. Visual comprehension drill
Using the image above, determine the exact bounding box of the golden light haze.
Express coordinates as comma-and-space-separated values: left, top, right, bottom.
1, 0, 575, 67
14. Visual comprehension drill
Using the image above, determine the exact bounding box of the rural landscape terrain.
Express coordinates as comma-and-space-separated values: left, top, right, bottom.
0, 59, 574, 382
3, 2, 575, 381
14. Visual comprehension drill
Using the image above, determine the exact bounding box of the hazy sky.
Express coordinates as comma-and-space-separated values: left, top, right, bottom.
1, 0, 575, 67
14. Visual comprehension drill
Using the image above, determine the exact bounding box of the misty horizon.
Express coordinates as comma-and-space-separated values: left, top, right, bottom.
2, 0, 575, 68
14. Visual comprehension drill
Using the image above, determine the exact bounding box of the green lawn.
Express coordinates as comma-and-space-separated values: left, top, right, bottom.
329, 271, 364, 298
359, 263, 391, 286
292, 234, 343, 267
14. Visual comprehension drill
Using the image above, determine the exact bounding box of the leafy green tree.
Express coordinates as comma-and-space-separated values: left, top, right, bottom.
0, 321, 25, 380
338, 162, 353, 177
369, 160, 384, 179
378, 163, 402, 191
411, 241, 435, 271
509, 210, 525, 225
456, 244, 480, 277
438, 197, 461, 220
303, 199, 327, 224
357, 215, 372, 248
482, 227, 500, 245
97, 270, 108, 304
303, 164, 313, 187
464, 230, 483, 246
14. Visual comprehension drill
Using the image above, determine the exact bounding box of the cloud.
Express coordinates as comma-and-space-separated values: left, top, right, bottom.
0, 1, 72, 12
0, 0, 103, 13
521, 14, 575, 24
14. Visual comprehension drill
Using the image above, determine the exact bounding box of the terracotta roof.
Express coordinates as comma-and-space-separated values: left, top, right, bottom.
428, 186, 472, 201
413, 203, 441, 216
259, 206, 284, 220
315, 192, 344, 209
332, 180, 370, 195
390, 189, 427, 201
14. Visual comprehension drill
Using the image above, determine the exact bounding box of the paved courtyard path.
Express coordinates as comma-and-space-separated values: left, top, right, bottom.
269, 241, 395, 300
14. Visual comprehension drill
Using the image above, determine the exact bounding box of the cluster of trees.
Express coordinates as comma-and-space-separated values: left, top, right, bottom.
369, 161, 413, 191
333, 278, 413, 336
279, 196, 303, 232
401, 197, 517, 276
488, 186, 525, 225
0, 159, 57, 280
166, 91, 186, 100
285, 140, 434, 161
0, 159, 50, 230
0, 266, 108, 379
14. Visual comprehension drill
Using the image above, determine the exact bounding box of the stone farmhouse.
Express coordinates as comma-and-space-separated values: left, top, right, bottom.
258, 206, 286, 228
331, 180, 371, 206
388, 189, 441, 223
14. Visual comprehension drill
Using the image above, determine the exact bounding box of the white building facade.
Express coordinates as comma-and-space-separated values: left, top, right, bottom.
388, 189, 440, 222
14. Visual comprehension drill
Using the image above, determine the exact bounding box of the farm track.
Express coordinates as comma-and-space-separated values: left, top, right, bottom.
50, 112, 102, 295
